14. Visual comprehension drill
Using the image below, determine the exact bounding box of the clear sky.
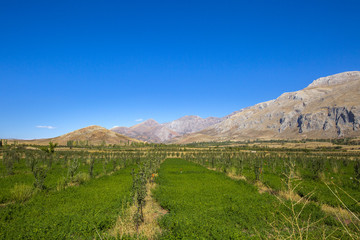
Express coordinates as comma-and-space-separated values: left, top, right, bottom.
1, 0, 359, 139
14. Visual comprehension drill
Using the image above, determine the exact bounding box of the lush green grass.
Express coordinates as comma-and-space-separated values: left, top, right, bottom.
0, 158, 114, 203
210, 156, 360, 214
153, 159, 339, 239
0, 166, 133, 239
251, 162, 360, 213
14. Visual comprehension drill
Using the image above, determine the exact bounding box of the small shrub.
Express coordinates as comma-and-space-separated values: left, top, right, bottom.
56, 177, 68, 191
68, 159, 79, 179
33, 166, 47, 190
229, 167, 237, 176
11, 184, 33, 203
72, 172, 90, 184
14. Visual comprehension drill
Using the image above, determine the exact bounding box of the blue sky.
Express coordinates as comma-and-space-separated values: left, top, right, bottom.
1, 0, 359, 139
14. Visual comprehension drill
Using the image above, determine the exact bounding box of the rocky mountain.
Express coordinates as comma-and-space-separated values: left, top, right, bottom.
163, 115, 222, 135
111, 119, 179, 143
111, 116, 222, 143
21, 125, 140, 145
175, 71, 360, 143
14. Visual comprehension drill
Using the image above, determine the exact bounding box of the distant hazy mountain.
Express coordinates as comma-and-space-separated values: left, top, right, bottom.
175, 71, 360, 143
111, 116, 222, 143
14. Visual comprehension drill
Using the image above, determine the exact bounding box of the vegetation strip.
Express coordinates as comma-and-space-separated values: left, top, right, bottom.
0, 167, 133, 239
153, 158, 347, 239
207, 165, 360, 225
1, 141, 360, 239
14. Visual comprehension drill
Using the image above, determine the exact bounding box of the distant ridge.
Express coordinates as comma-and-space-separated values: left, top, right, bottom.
174, 71, 360, 143
111, 116, 222, 143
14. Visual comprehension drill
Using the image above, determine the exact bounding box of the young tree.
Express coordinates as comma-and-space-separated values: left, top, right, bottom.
33, 166, 47, 190
67, 140, 74, 149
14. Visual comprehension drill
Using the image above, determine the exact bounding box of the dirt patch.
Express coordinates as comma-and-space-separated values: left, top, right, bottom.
110, 182, 167, 239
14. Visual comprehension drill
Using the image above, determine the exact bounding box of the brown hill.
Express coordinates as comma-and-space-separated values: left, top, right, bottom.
175, 71, 360, 143
19, 125, 140, 145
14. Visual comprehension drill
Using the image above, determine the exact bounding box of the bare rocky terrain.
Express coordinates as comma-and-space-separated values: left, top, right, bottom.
111, 116, 222, 143
175, 71, 360, 143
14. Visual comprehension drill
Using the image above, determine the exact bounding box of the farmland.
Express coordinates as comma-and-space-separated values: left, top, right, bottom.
0, 141, 359, 239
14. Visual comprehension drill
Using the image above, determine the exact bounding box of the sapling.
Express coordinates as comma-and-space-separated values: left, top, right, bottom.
254, 158, 263, 181
68, 159, 79, 180
33, 166, 47, 190
89, 156, 95, 178
131, 164, 148, 231
354, 160, 360, 186
25, 151, 38, 172
310, 158, 324, 180
3, 149, 14, 175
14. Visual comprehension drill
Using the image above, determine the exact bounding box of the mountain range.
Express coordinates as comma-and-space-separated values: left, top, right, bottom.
12, 71, 360, 145
112, 71, 360, 143
110, 116, 222, 143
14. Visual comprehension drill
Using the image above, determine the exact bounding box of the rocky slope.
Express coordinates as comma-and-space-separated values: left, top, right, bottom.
22, 125, 140, 145
111, 119, 179, 143
175, 71, 360, 143
111, 116, 222, 143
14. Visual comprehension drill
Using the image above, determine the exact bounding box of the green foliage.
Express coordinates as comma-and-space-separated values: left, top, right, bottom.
88, 156, 95, 178
354, 160, 360, 186
33, 166, 47, 190
153, 159, 277, 238
10, 184, 34, 203
0, 143, 359, 238
39, 142, 58, 154
0, 168, 134, 239
66, 140, 74, 149
72, 172, 90, 184
68, 159, 79, 180
132, 165, 147, 229
25, 151, 38, 172
56, 177, 67, 191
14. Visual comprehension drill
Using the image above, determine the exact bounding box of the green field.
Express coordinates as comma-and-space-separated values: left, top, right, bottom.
0, 167, 133, 239
0, 144, 359, 239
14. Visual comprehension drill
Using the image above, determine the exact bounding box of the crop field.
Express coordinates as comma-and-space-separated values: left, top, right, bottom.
0, 142, 359, 239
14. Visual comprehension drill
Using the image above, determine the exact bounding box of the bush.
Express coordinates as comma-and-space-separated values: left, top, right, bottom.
56, 177, 68, 191
72, 172, 90, 185
11, 184, 33, 203
33, 166, 47, 190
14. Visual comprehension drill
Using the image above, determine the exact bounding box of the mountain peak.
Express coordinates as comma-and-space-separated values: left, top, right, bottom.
82, 125, 105, 130
139, 119, 160, 127
176, 71, 360, 143
178, 115, 201, 120
307, 71, 360, 88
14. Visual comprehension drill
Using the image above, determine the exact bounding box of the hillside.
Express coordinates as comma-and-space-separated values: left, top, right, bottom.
19, 125, 140, 145
175, 71, 360, 143
111, 116, 221, 143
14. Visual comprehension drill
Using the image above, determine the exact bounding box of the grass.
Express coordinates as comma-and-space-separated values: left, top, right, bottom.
0, 166, 134, 239
153, 159, 337, 239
